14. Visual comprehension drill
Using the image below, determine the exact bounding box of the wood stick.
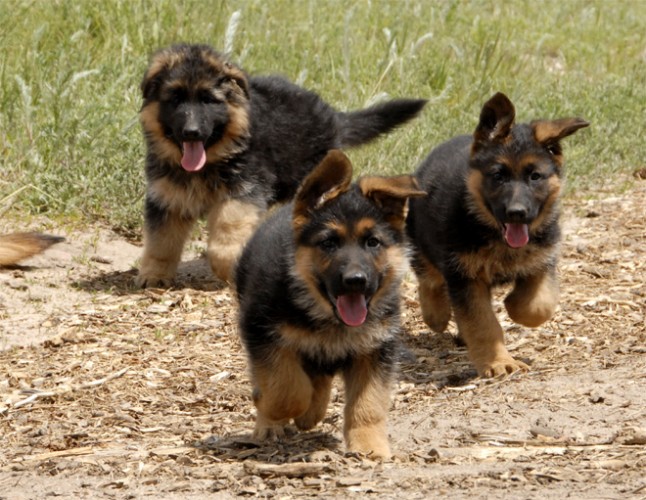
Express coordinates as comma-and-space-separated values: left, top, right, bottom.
243, 461, 333, 478
13, 368, 129, 408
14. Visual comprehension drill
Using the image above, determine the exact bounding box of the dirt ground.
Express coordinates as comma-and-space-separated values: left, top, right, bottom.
1, 182, 644, 499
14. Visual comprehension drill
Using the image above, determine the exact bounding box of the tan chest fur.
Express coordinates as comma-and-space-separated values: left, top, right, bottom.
147, 176, 226, 220
455, 241, 557, 285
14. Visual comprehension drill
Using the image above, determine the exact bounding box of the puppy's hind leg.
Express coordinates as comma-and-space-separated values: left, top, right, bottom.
416, 259, 452, 333
207, 198, 264, 283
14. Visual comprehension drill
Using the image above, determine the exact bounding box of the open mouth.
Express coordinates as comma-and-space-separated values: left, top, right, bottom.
335, 293, 369, 327
180, 141, 207, 172
502, 223, 529, 248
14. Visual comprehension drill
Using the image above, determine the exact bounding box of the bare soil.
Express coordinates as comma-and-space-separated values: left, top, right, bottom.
1, 183, 644, 499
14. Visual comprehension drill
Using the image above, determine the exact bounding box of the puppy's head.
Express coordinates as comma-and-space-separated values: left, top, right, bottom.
292, 150, 425, 326
139, 44, 250, 171
467, 92, 589, 247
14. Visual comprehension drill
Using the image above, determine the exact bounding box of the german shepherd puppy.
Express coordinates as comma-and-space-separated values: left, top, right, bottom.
235, 150, 425, 457
136, 43, 426, 287
406, 92, 588, 377
0, 233, 64, 266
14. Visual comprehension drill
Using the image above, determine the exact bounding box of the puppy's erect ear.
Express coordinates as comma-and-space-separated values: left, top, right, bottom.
358, 175, 426, 231
530, 117, 589, 156
473, 92, 516, 148
293, 150, 353, 231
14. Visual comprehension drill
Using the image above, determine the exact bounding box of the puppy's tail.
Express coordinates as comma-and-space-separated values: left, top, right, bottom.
337, 98, 426, 148
0, 232, 65, 266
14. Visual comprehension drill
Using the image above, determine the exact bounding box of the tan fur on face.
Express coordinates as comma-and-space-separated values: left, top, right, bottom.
342, 353, 392, 458
140, 102, 182, 165
529, 175, 561, 233
207, 199, 263, 282
292, 239, 408, 328
366, 245, 409, 314
465, 170, 500, 230
140, 95, 250, 168
211, 103, 249, 159
141, 46, 251, 168
292, 246, 336, 320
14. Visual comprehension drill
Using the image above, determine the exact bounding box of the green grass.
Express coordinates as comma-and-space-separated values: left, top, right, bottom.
1, 0, 644, 234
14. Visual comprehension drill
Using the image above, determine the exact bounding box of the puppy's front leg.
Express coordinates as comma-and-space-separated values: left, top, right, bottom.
342, 351, 393, 458
450, 277, 529, 377
505, 264, 559, 327
136, 198, 194, 288
251, 345, 313, 440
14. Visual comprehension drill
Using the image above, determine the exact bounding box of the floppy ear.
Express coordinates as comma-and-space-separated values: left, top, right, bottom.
531, 117, 589, 155
473, 92, 516, 148
141, 51, 172, 101
293, 150, 353, 230
223, 62, 250, 99
358, 175, 426, 231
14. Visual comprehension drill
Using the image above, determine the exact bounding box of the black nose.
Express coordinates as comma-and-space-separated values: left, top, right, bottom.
342, 272, 367, 292
182, 125, 201, 140
506, 204, 528, 222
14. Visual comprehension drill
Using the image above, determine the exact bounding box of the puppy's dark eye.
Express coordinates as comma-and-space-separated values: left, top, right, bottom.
319, 238, 339, 252
168, 89, 186, 105
490, 170, 505, 183
365, 236, 381, 249
199, 90, 219, 104
529, 171, 543, 181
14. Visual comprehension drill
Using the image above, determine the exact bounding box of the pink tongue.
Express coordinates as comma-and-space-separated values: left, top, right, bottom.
181, 142, 206, 172
336, 294, 368, 327
504, 223, 529, 248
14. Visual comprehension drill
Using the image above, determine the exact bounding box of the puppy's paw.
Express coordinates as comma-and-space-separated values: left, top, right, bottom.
253, 414, 290, 441
135, 271, 173, 289
345, 426, 391, 459
475, 355, 529, 378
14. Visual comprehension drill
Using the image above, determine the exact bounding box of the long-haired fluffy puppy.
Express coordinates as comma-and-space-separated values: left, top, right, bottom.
136, 43, 426, 287
235, 149, 425, 458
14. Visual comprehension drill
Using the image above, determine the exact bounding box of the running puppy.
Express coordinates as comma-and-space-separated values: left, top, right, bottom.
406, 92, 588, 377
136, 43, 426, 287
0, 233, 64, 266
235, 150, 425, 457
